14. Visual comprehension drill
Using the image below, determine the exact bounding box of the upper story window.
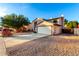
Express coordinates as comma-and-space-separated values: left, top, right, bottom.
53, 19, 57, 23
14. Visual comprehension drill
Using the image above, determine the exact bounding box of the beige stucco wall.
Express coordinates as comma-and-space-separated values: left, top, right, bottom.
27, 24, 32, 30
53, 26, 61, 35
57, 17, 64, 29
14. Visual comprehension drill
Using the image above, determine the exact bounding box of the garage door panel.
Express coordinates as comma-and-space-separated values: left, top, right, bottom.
38, 26, 52, 35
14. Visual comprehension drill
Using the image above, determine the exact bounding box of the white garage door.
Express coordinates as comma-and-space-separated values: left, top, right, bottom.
38, 26, 52, 35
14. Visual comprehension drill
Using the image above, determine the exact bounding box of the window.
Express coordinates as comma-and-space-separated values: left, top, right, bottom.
53, 19, 57, 23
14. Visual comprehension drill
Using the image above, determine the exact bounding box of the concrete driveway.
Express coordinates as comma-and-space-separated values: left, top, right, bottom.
4, 33, 49, 48
14, 33, 49, 40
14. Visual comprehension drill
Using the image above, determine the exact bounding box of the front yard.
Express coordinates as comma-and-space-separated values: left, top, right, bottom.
6, 34, 79, 56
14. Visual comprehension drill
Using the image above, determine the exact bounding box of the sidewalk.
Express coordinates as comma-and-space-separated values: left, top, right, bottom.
0, 37, 7, 56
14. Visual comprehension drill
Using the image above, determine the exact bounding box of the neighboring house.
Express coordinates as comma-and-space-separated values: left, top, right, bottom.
31, 17, 64, 35
77, 24, 79, 28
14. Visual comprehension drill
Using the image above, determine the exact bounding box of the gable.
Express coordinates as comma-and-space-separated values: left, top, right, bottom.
32, 18, 44, 22
37, 21, 53, 26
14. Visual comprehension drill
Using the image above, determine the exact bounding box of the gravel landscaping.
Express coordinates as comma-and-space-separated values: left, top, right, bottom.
6, 35, 79, 56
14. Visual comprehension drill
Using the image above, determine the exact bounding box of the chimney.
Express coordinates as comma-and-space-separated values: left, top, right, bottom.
60, 16, 64, 29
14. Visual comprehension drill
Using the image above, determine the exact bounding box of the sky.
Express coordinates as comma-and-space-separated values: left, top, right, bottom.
0, 3, 79, 22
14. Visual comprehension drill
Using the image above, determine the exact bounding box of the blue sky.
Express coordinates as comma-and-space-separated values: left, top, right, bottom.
0, 3, 79, 22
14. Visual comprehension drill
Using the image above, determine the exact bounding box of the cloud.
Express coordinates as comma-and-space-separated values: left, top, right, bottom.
0, 7, 8, 17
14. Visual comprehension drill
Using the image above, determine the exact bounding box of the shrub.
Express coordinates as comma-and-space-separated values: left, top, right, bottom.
2, 28, 13, 37
62, 29, 74, 34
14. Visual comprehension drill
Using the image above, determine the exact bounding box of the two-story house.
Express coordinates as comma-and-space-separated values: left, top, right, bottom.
31, 17, 64, 35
